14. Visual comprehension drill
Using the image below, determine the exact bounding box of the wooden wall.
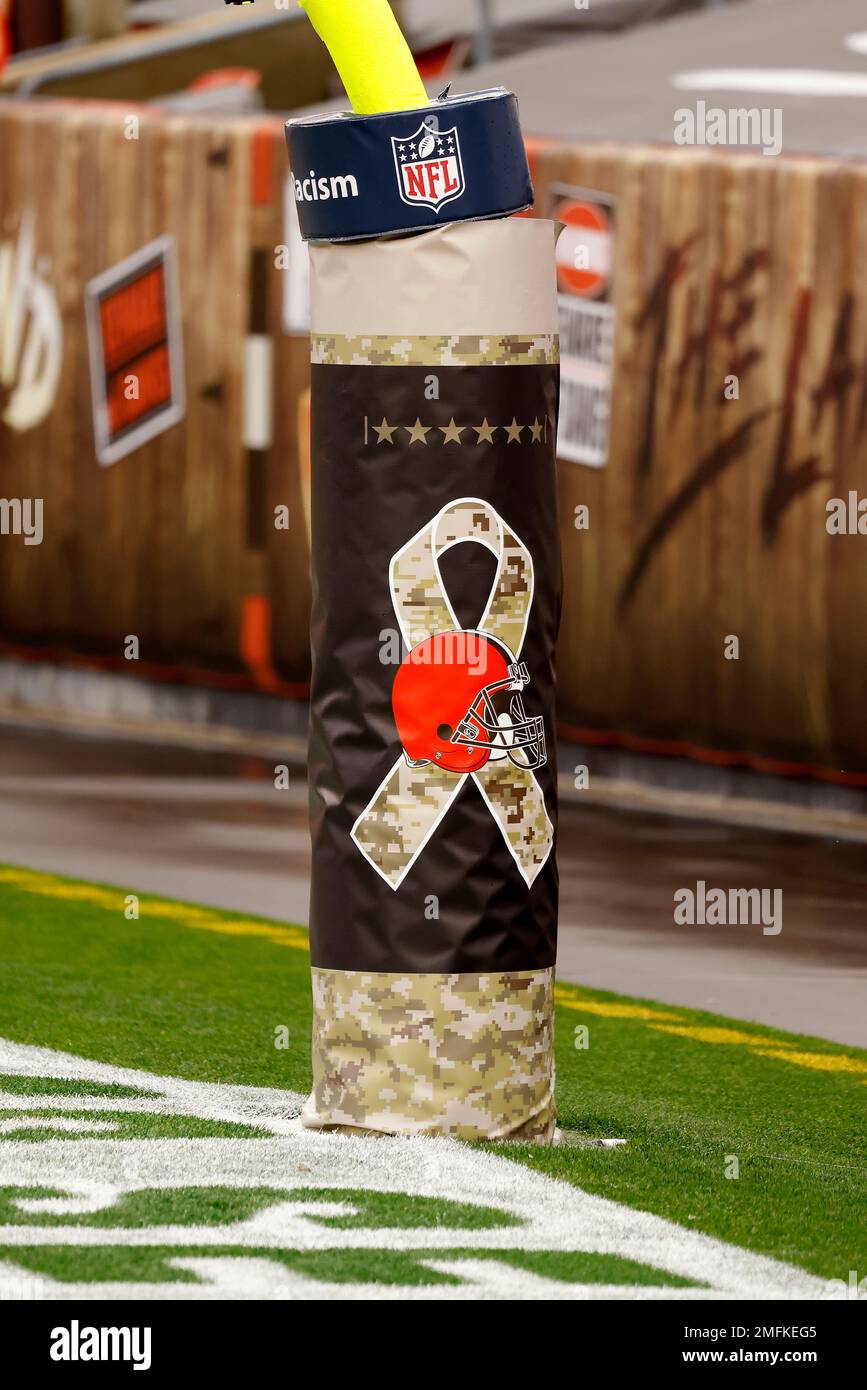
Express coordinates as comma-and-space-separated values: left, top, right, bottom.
533, 142, 867, 776
0, 101, 311, 691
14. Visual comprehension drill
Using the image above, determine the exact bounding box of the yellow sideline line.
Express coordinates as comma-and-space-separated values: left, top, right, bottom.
651, 1024, 796, 1048
0, 866, 310, 953
751, 1048, 867, 1075
648, 1024, 864, 1077
554, 990, 683, 1022
556, 987, 865, 1079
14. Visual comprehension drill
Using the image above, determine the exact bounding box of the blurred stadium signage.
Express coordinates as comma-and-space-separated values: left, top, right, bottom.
282, 176, 310, 333
0, 212, 62, 433
552, 188, 615, 468
85, 236, 186, 468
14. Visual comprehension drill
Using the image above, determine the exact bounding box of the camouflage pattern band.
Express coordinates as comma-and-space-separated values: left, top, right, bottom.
302, 966, 556, 1141
305, 219, 561, 1141
310, 333, 560, 367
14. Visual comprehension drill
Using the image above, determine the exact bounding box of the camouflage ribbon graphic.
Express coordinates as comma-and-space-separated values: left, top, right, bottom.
351, 497, 554, 889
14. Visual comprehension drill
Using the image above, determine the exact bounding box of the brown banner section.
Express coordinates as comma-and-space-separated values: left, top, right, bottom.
306, 358, 560, 976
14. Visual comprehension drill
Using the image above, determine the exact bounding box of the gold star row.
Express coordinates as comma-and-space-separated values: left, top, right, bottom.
366, 416, 547, 446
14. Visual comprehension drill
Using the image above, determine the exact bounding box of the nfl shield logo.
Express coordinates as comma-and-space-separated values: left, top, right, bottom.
391, 123, 465, 214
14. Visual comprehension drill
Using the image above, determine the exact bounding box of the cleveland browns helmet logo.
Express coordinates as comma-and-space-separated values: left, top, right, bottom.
392, 630, 546, 774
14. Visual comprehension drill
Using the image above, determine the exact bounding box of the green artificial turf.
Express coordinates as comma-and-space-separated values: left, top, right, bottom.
0, 864, 864, 1282
2, 1244, 696, 1289
0, 1186, 521, 1232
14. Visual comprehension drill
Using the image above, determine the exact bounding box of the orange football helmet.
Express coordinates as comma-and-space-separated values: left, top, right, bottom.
392, 629, 546, 774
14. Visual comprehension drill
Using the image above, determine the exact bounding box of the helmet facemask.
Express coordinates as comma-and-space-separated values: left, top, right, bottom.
452, 661, 547, 770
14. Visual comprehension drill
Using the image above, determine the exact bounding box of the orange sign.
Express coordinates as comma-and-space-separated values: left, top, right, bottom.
86, 237, 185, 467
555, 198, 612, 300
